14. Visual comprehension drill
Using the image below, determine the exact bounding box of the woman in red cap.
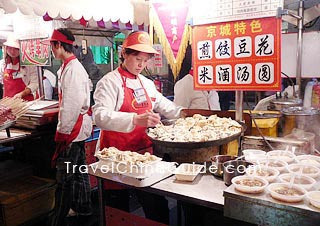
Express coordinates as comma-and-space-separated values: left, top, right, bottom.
42, 28, 93, 226
0, 35, 39, 100
93, 31, 183, 224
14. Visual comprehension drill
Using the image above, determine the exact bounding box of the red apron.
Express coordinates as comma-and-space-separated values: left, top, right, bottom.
100, 67, 153, 189
51, 55, 85, 167
3, 66, 34, 101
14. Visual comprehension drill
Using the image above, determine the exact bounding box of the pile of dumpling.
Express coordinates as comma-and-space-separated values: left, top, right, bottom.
96, 147, 160, 166
147, 114, 242, 142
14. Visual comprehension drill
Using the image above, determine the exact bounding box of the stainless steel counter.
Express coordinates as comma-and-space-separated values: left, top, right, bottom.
149, 173, 226, 210
224, 185, 320, 226
90, 161, 320, 226
89, 164, 227, 226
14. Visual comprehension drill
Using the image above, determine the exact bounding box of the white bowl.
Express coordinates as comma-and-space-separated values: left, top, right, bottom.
231, 175, 268, 194
287, 164, 320, 179
245, 165, 280, 183
278, 173, 316, 191
242, 149, 267, 163
174, 163, 204, 182
296, 155, 320, 168
256, 158, 288, 173
306, 191, 320, 209
267, 183, 307, 203
266, 150, 296, 164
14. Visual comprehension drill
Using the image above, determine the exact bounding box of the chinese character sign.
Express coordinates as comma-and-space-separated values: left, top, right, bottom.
191, 0, 283, 25
192, 17, 281, 91
20, 39, 51, 66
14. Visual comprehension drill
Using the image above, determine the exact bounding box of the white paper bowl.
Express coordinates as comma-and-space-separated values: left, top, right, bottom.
256, 158, 288, 173
174, 163, 204, 182
306, 191, 320, 209
278, 173, 316, 191
287, 164, 320, 179
242, 149, 267, 163
245, 165, 280, 183
266, 150, 296, 164
267, 183, 307, 203
231, 175, 268, 194
296, 155, 320, 168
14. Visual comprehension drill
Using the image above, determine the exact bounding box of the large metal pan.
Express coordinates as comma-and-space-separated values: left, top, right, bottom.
147, 119, 246, 149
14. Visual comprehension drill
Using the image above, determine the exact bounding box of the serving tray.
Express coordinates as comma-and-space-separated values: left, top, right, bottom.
88, 161, 176, 187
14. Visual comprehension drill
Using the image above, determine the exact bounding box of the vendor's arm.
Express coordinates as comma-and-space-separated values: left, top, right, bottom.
25, 66, 39, 92
0, 59, 4, 84
13, 86, 32, 99
133, 111, 161, 127
93, 72, 137, 132
15, 66, 39, 99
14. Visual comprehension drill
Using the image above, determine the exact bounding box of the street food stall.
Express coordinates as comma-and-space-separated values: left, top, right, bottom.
1, 0, 320, 226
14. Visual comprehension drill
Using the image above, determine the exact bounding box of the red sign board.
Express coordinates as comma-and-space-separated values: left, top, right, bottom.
20, 38, 51, 66
192, 17, 281, 91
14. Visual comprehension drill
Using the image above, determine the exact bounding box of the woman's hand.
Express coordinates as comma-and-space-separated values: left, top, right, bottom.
13, 92, 23, 99
133, 111, 161, 127
13, 87, 31, 99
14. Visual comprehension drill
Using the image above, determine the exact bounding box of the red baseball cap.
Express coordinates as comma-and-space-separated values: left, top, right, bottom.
123, 31, 159, 54
42, 29, 74, 45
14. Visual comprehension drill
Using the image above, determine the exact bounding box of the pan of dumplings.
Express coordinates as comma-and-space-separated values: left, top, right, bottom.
147, 114, 245, 148
95, 147, 163, 177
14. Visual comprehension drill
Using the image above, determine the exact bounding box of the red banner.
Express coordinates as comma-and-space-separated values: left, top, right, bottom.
192, 17, 281, 91
151, 0, 190, 79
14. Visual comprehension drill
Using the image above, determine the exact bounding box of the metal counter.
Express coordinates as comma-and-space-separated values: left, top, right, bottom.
149, 173, 225, 210
89, 164, 228, 226
224, 185, 320, 226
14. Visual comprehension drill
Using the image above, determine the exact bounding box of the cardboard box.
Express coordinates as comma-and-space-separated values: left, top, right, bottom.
251, 118, 279, 137
0, 176, 56, 226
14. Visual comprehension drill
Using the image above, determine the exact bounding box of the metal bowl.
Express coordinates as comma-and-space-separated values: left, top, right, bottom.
210, 155, 238, 177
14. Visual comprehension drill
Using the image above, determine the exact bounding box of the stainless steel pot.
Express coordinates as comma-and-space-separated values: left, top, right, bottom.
268, 98, 302, 111
222, 160, 253, 186
281, 107, 320, 151
210, 155, 238, 177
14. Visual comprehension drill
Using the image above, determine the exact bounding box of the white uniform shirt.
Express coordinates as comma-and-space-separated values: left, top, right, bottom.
57, 59, 92, 142
93, 68, 183, 133
43, 69, 57, 100
174, 74, 220, 110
